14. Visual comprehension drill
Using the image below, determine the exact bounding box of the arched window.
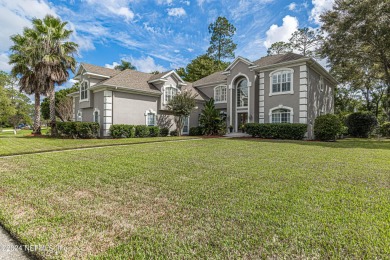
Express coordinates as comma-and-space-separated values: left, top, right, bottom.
236, 79, 248, 107
164, 85, 178, 104
270, 69, 293, 95
271, 108, 292, 123
214, 85, 227, 103
93, 108, 100, 124
80, 81, 88, 101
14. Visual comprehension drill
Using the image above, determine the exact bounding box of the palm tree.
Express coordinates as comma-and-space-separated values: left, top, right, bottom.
32, 15, 78, 136
114, 60, 136, 71
9, 29, 45, 134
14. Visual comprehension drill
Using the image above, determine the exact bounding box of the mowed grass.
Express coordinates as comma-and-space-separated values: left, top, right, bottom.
0, 129, 194, 156
0, 138, 389, 259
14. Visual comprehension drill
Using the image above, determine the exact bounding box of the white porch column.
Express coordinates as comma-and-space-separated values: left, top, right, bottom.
103, 91, 113, 137
299, 65, 308, 123
259, 72, 265, 123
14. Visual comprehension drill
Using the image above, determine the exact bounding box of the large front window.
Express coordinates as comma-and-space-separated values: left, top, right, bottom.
272, 70, 292, 93
164, 85, 178, 104
214, 85, 227, 103
236, 79, 248, 107
80, 81, 88, 100
272, 109, 291, 123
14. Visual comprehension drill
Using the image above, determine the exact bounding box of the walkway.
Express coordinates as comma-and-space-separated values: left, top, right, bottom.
0, 227, 30, 260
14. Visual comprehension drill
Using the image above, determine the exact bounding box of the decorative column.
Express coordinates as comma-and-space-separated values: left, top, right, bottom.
299, 65, 308, 123
103, 91, 113, 136
229, 83, 233, 127
259, 72, 265, 123
72, 97, 76, 121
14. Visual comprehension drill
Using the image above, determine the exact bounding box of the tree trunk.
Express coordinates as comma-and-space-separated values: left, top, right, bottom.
49, 84, 57, 136
33, 91, 41, 135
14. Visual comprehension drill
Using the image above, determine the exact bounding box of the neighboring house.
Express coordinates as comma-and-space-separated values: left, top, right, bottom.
70, 53, 336, 139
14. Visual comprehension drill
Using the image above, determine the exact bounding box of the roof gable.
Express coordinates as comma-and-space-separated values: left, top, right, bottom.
252, 53, 305, 67
224, 56, 253, 72
75, 63, 121, 78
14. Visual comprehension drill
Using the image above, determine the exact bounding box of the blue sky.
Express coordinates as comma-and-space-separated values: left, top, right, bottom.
0, 0, 333, 78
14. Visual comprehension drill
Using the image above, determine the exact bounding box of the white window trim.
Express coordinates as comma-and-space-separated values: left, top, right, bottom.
214, 85, 227, 104
144, 109, 157, 126
93, 108, 100, 124
77, 110, 82, 122
236, 78, 249, 109
163, 84, 180, 105
80, 80, 89, 102
269, 105, 294, 123
319, 76, 324, 92
269, 68, 294, 96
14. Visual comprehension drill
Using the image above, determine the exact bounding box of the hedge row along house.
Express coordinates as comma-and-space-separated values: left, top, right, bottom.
69, 53, 337, 139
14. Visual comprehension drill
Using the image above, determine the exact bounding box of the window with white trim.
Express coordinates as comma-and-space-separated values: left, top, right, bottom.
319, 76, 324, 91
236, 79, 248, 107
93, 109, 100, 124
164, 85, 178, 104
272, 108, 291, 123
77, 110, 82, 121
80, 81, 88, 101
271, 69, 293, 94
214, 85, 227, 103
147, 113, 156, 126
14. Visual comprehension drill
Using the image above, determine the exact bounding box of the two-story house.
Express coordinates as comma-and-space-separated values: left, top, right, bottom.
70, 53, 337, 139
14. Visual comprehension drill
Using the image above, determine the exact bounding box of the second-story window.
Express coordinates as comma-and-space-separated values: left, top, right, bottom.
80, 81, 88, 101
214, 85, 227, 103
271, 70, 292, 94
164, 85, 178, 104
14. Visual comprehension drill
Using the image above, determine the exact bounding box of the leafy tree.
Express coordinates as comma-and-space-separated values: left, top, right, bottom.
207, 16, 237, 65
176, 67, 186, 79
0, 86, 15, 128
114, 60, 136, 71
150, 71, 160, 75
166, 91, 197, 136
320, 0, 390, 118
199, 98, 225, 135
289, 27, 321, 57
41, 84, 78, 122
267, 41, 292, 56
7, 88, 33, 129
181, 54, 229, 82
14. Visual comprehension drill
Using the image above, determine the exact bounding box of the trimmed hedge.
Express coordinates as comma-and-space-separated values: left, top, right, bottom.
245, 123, 307, 140
170, 130, 178, 136
380, 122, 390, 137
148, 126, 160, 137
109, 124, 135, 138
189, 126, 204, 136
159, 127, 169, 137
135, 125, 150, 137
314, 114, 342, 141
57, 122, 99, 139
345, 112, 378, 138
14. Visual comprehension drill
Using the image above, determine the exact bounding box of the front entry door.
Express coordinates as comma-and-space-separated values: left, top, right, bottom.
237, 112, 248, 131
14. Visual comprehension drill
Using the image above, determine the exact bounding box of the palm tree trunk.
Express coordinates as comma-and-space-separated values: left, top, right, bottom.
33, 91, 41, 135
49, 85, 57, 136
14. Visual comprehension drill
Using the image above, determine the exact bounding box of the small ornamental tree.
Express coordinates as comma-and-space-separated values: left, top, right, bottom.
199, 98, 225, 135
166, 91, 198, 136
314, 114, 342, 141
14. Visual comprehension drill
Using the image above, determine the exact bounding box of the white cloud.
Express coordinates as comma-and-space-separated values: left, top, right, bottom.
125, 56, 166, 73
105, 62, 120, 69
310, 0, 334, 25
0, 52, 12, 72
187, 48, 194, 52
264, 15, 299, 48
167, 7, 186, 17
157, 0, 173, 5
85, 0, 135, 22
181, 1, 190, 6
288, 2, 297, 11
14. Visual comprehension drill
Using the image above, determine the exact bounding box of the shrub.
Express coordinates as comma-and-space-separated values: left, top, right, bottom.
159, 127, 169, 137
109, 124, 135, 138
148, 126, 160, 137
189, 126, 204, 136
57, 122, 99, 139
245, 123, 307, 140
135, 125, 150, 137
380, 122, 390, 137
170, 129, 178, 136
314, 114, 342, 141
345, 112, 378, 138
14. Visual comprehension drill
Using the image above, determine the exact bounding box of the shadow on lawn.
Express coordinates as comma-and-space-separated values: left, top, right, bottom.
227, 137, 390, 150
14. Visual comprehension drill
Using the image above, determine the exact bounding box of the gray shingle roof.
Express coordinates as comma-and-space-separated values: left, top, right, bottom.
80, 63, 121, 77
148, 71, 171, 81
95, 69, 161, 94
253, 53, 305, 67
192, 71, 227, 87
181, 82, 205, 101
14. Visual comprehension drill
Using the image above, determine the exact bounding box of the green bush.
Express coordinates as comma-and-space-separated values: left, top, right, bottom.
345, 112, 378, 138
57, 122, 99, 139
170, 129, 178, 136
109, 124, 135, 138
314, 114, 342, 141
159, 127, 169, 137
189, 126, 204, 136
245, 123, 307, 140
148, 126, 160, 137
380, 122, 390, 137
135, 125, 150, 137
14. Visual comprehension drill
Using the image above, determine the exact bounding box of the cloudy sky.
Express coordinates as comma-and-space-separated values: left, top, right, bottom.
0, 0, 334, 75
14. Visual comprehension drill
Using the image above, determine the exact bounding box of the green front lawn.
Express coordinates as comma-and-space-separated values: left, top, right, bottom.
0, 130, 194, 156
0, 138, 389, 259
